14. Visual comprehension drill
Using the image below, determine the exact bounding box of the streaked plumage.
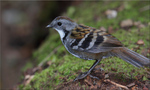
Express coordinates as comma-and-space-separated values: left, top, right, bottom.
47, 16, 150, 81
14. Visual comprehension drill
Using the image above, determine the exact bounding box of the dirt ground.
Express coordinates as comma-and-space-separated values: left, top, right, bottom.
56, 66, 150, 90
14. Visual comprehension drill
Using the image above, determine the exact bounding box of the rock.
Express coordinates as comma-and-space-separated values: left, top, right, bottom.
105, 10, 117, 19
133, 21, 141, 26
134, 21, 145, 28
138, 24, 145, 28
120, 19, 133, 28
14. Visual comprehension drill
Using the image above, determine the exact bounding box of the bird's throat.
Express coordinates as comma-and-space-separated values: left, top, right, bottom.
55, 29, 69, 44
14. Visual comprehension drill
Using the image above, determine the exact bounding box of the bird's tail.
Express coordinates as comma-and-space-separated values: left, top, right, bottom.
110, 47, 150, 67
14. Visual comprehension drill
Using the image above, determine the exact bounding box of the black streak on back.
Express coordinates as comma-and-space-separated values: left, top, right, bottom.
94, 33, 104, 45
79, 33, 93, 49
71, 39, 81, 48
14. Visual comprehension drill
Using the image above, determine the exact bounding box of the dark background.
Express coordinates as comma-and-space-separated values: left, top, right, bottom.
1, 1, 77, 89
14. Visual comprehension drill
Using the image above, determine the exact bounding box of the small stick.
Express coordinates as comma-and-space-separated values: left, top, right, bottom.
145, 69, 150, 75
126, 82, 135, 88
104, 79, 129, 90
24, 75, 34, 86
84, 79, 93, 86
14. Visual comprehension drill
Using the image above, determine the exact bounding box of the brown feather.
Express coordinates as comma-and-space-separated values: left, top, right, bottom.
70, 24, 92, 39
70, 24, 123, 47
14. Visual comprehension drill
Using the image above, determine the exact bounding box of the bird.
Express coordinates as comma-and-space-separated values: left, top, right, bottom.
46, 16, 150, 81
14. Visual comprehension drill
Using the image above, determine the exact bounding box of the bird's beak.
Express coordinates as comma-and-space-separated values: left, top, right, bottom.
46, 24, 52, 28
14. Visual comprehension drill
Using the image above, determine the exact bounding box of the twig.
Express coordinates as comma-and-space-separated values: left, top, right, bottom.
24, 75, 34, 86
104, 79, 129, 90
145, 69, 150, 75
84, 79, 93, 86
126, 82, 135, 88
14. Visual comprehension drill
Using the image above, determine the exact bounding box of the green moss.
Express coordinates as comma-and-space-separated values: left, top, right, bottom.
21, 1, 149, 89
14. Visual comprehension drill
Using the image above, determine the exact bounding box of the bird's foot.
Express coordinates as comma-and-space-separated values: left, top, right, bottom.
73, 71, 89, 81
89, 75, 99, 80
73, 71, 100, 82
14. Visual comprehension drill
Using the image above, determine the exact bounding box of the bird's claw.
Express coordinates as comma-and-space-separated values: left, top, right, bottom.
73, 72, 100, 82
73, 72, 89, 82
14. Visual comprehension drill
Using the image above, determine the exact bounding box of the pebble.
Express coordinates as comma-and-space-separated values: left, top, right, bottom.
120, 19, 133, 28
105, 10, 117, 19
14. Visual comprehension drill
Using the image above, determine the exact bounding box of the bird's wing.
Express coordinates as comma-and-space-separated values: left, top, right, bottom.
69, 24, 123, 53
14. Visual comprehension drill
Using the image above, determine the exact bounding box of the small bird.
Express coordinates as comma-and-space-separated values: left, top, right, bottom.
47, 16, 150, 81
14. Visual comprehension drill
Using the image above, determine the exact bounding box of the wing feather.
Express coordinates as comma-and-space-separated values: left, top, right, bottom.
69, 24, 123, 53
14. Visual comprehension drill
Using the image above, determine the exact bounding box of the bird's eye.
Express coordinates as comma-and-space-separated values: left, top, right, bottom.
57, 22, 62, 26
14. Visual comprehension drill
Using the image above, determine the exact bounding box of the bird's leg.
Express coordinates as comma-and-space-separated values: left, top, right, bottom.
74, 59, 101, 81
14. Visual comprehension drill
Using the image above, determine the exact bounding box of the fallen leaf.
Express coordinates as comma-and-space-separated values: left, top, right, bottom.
143, 86, 149, 90
104, 74, 109, 79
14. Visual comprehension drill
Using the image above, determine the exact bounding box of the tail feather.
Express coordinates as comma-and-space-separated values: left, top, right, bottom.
110, 47, 150, 67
